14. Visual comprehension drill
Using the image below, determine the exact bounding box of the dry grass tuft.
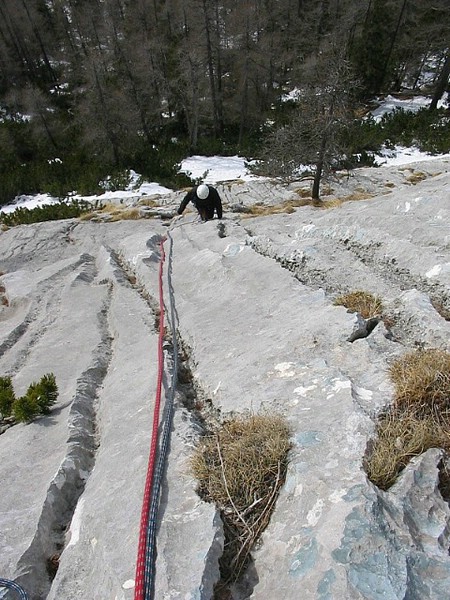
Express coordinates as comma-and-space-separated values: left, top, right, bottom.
320, 192, 375, 209
292, 188, 374, 210
365, 410, 450, 490
334, 290, 383, 319
321, 198, 344, 209
109, 207, 142, 221
242, 199, 310, 217
295, 187, 313, 199
389, 349, 450, 417
80, 204, 143, 221
137, 198, 159, 207
365, 348, 450, 490
191, 413, 291, 586
341, 191, 374, 202
406, 171, 427, 184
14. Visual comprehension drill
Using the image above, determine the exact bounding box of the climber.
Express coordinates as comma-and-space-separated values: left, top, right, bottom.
176, 184, 223, 221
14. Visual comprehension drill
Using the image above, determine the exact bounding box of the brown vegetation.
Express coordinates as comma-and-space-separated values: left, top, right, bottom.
334, 290, 384, 319
191, 413, 291, 588
365, 349, 450, 490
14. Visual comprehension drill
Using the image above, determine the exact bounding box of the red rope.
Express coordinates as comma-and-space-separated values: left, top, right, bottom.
134, 237, 166, 600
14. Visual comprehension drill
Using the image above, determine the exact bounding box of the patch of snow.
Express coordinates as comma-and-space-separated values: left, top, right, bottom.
370, 94, 447, 122
179, 155, 260, 184
0, 193, 60, 214
373, 145, 450, 167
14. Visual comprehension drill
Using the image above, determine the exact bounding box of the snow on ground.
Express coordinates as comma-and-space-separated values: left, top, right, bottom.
178, 155, 260, 184
373, 146, 450, 167
1, 94, 449, 214
0, 193, 60, 215
370, 94, 448, 122
0, 156, 256, 213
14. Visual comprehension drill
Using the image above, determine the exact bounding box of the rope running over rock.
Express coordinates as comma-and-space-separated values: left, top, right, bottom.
0, 578, 28, 600
134, 229, 179, 600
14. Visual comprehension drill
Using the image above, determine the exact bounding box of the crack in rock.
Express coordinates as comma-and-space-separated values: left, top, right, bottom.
12, 284, 114, 600
0, 255, 96, 371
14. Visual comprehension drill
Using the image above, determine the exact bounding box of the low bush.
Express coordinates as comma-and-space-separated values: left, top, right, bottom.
0, 200, 92, 227
13, 393, 41, 423
379, 107, 450, 155
0, 376, 15, 417
334, 290, 384, 319
3, 372, 59, 423
30, 373, 57, 417
191, 413, 291, 586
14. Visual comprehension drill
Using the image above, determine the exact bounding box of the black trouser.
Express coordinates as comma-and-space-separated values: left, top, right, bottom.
197, 205, 215, 221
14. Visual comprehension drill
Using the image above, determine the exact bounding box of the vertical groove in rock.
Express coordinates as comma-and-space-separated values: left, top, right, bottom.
12, 283, 114, 600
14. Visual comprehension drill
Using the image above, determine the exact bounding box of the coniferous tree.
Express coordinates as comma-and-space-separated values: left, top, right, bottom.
258, 45, 359, 199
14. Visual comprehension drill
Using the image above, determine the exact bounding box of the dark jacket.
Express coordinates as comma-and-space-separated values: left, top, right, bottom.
177, 185, 223, 220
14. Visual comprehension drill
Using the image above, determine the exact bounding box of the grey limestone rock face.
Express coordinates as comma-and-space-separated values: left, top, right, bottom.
0, 158, 449, 599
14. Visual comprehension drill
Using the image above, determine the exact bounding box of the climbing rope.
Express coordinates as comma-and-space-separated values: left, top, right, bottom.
134, 227, 179, 600
134, 235, 166, 600
0, 578, 28, 600
142, 231, 179, 599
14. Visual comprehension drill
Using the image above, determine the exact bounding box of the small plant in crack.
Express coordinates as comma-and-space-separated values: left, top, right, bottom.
334, 290, 383, 319
0, 373, 59, 424
0, 376, 15, 418
191, 413, 291, 596
389, 349, 450, 417
365, 348, 450, 490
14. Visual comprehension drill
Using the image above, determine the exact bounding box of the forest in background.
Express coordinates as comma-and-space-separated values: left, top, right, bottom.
0, 0, 449, 204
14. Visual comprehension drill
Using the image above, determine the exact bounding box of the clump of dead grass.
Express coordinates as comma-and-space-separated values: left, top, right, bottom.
242, 199, 311, 217
80, 204, 142, 222
191, 413, 291, 586
365, 410, 450, 490
406, 171, 427, 184
320, 198, 344, 209
137, 198, 159, 207
389, 349, 450, 417
295, 187, 313, 199
334, 290, 383, 319
365, 348, 450, 490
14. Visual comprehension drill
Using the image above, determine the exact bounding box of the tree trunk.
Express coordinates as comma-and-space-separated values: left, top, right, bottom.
214, 0, 224, 133
238, 20, 250, 148
0, 3, 37, 83
429, 52, 450, 111
19, 0, 57, 83
202, 0, 220, 136
412, 49, 430, 90
378, 0, 408, 91
312, 133, 327, 200
92, 62, 121, 165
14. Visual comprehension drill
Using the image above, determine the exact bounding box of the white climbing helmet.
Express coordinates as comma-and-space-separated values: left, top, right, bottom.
197, 184, 210, 200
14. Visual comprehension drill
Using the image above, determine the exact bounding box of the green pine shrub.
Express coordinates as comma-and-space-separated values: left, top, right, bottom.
9, 372, 58, 423
0, 376, 15, 418
379, 107, 450, 154
0, 200, 93, 227
34, 373, 58, 415
13, 393, 41, 423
